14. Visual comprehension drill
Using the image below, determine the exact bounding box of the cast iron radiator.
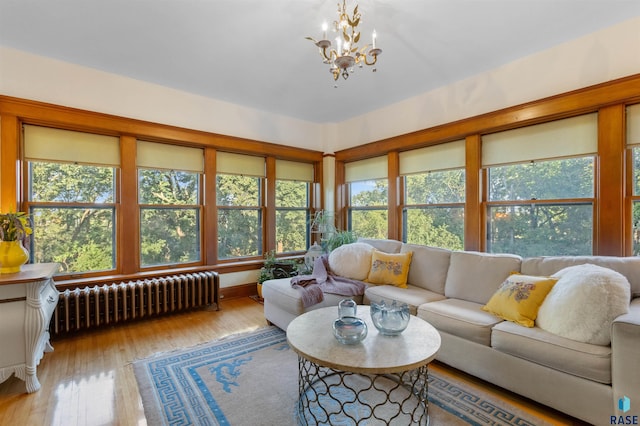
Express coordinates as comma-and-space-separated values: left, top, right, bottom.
50, 271, 219, 337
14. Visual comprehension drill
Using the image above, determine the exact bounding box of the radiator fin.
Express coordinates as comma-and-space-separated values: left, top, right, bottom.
51, 271, 219, 336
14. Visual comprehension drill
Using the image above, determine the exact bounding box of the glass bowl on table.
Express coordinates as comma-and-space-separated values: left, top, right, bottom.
370, 300, 411, 336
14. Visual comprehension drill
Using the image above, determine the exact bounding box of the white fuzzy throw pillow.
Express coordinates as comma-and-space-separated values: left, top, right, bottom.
536, 264, 630, 345
328, 242, 375, 281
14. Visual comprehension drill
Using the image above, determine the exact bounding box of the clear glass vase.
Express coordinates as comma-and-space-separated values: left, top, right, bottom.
333, 316, 367, 344
333, 298, 367, 344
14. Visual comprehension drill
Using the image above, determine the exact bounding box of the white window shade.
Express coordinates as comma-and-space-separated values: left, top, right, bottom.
482, 113, 598, 167
137, 140, 204, 173
399, 140, 465, 175
345, 156, 388, 182
24, 125, 119, 166
627, 104, 640, 146
276, 159, 314, 181
217, 151, 265, 177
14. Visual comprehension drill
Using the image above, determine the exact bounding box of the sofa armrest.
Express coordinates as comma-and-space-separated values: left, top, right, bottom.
611, 298, 640, 409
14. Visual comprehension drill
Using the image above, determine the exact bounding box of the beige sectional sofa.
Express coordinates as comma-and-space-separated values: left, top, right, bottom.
261, 238, 640, 425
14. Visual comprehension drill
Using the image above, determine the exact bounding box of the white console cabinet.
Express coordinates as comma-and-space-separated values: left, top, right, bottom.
0, 263, 59, 393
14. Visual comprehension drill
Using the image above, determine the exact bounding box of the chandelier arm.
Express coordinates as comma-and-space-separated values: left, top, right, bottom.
364, 53, 378, 66
320, 47, 338, 63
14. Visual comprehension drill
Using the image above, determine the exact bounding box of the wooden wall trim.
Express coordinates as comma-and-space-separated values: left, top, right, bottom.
597, 104, 625, 256
335, 159, 347, 231
333, 73, 640, 255
335, 73, 640, 161
387, 152, 400, 240
0, 114, 20, 212
464, 135, 482, 252
265, 157, 277, 251
0, 95, 323, 163
204, 148, 218, 263
0, 95, 322, 284
119, 135, 139, 274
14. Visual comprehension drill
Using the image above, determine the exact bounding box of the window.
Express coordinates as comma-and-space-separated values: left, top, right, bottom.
24, 125, 119, 275
404, 171, 465, 250
137, 141, 203, 267
400, 141, 465, 250
216, 152, 265, 259
345, 156, 388, 239
275, 160, 313, 253
628, 104, 640, 255
483, 114, 597, 256
349, 179, 388, 239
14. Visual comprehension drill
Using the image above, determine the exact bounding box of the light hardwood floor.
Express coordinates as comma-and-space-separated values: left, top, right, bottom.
0, 297, 586, 425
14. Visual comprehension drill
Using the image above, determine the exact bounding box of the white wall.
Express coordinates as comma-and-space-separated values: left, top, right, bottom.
2, 17, 639, 289
0, 47, 324, 151
328, 16, 640, 152
1, 17, 639, 154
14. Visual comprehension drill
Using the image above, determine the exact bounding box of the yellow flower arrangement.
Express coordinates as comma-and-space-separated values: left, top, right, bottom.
0, 212, 33, 242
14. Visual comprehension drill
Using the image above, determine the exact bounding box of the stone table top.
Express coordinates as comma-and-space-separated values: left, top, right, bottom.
286, 305, 441, 375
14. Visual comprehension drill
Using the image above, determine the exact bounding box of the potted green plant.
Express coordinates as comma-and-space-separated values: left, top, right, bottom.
325, 230, 357, 252
0, 211, 32, 273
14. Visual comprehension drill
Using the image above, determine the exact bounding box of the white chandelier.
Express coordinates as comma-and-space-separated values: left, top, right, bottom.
306, 0, 382, 85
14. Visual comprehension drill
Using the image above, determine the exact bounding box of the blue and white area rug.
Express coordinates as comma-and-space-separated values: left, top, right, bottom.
133, 326, 554, 426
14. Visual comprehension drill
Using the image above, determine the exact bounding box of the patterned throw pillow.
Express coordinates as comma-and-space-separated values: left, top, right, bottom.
482, 274, 557, 327
366, 250, 413, 288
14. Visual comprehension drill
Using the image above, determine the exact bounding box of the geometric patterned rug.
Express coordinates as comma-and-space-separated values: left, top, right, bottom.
133, 326, 554, 425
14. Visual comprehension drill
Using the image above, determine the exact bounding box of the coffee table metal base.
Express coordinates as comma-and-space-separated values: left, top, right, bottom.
296, 356, 429, 426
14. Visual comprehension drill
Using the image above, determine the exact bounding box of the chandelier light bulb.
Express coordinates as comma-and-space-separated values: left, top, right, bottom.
322, 22, 328, 40
372, 29, 377, 49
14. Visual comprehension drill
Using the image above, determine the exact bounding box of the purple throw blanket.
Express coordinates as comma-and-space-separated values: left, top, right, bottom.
290, 255, 367, 308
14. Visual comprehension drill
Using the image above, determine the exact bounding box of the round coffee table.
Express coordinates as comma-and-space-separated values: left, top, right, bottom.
287, 305, 441, 425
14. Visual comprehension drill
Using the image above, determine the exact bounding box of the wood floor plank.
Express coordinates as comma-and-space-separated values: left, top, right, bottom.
0, 297, 585, 425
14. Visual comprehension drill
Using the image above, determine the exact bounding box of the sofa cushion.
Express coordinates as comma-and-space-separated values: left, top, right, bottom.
417, 298, 503, 346
356, 238, 402, 253
482, 274, 557, 327
444, 251, 522, 305
364, 284, 446, 315
521, 255, 640, 298
401, 243, 450, 294
366, 250, 413, 288
328, 242, 374, 281
491, 321, 612, 384
261, 277, 364, 316
536, 264, 630, 345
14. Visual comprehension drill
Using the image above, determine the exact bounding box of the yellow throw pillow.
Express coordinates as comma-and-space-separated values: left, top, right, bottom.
366, 250, 413, 288
482, 274, 557, 327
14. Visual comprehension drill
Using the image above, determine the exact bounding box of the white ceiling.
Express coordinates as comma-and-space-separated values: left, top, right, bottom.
1, 0, 639, 124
